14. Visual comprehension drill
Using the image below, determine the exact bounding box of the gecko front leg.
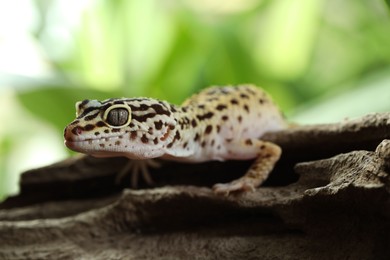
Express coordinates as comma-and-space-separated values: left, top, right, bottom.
115, 159, 161, 188
213, 140, 282, 195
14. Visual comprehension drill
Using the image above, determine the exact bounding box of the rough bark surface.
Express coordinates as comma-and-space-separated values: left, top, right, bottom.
1, 113, 390, 259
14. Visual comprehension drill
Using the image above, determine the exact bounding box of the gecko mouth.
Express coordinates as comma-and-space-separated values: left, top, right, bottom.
64, 133, 128, 151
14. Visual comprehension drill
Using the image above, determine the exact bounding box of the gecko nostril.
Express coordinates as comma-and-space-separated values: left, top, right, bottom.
71, 126, 83, 136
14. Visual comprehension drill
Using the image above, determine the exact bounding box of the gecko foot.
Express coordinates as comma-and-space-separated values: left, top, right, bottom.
212, 180, 256, 196
115, 159, 161, 188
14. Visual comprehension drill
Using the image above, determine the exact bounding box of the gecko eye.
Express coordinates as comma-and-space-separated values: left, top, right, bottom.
103, 104, 132, 128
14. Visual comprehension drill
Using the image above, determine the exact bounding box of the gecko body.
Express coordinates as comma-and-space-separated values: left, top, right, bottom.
64, 85, 287, 194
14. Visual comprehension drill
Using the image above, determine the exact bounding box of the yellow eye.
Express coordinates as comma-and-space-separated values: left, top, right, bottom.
103, 104, 132, 128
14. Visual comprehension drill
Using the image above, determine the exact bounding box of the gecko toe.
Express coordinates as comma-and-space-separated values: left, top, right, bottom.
212, 181, 256, 195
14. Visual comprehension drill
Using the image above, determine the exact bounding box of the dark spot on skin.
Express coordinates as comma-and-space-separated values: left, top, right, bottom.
85, 112, 100, 121
191, 119, 197, 127
243, 104, 250, 113
148, 127, 153, 134
119, 135, 123, 139
132, 112, 157, 123
104, 129, 109, 134
99, 144, 105, 148
222, 115, 229, 121
130, 131, 137, 140
226, 138, 232, 143
79, 99, 90, 109
183, 142, 188, 148
115, 141, 121, 145
206, 90, 217, 95
197, 112, 214, 121
240, 93, 249, 99
113, 100, 124, 105
153, 137, 158, 144
167, 141, 174, 148
245, 139, 253, 145
169, 124, 175, 130
216, 125, 221, 133
153, 103, 172, 116
217, 145, 221, 150
129, 103, 171, 117
207, 97, 218, 102
182, 107, 188, 113
94, 132, 100, 136
175, 130, 181, 140
169, 104, 177, 113
154, 120, 163, 130
70, 120, 80, 126
105, 138, 109, 142
194, 133, 200, 142
260, 145, 266, 149
211, 140, 215, 146
96, 121, 106, 127
112, 128, 120, 133
230, 99, 239, 105
129, 122, 135, 128
77, 106, 101, 119
198, 105, 205, 109
205, 125, 212, 135
109, 144, 112, 147
238, 116, 242, 123
201, 141, 206, 147
216, 104, 227, 111
141, 134, 148, 143
259, 99, 265, 104
84, 124, 95, 131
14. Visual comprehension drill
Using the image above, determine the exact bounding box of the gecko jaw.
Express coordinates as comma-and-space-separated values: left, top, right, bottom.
64, 132, 129, 152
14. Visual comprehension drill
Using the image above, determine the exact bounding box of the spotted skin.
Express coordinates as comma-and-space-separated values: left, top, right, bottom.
64, 85, 287, 194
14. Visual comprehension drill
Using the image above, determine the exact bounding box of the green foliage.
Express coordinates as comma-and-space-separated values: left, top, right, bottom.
385, 0, 390, 9
17, 86, 121, 133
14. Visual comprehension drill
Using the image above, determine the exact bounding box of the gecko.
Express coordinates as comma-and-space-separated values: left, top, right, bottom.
64, 85, 287, 195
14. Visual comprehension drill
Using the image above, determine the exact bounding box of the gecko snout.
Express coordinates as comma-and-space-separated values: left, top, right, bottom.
64, 125, 83, 142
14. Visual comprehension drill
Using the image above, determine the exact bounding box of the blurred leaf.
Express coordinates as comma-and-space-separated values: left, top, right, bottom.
16, 86, 122, 133
385, 0, 390, 9
291, 68, 390, 124
0, 137, 12, 200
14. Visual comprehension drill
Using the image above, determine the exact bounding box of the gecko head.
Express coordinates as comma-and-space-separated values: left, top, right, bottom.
64, 97, 178, 159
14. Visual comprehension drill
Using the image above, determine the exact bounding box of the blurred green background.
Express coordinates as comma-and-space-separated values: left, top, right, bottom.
1, 0, 390, 199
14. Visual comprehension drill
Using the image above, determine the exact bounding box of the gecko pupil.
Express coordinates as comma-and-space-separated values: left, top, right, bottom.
107, 108, 129, 126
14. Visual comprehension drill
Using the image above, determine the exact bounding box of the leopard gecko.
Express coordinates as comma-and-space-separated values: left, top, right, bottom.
64, 85, 287, 194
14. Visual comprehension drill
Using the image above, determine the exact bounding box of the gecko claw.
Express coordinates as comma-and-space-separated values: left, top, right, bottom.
212, 181, 256, 195
115, 159, 161, 188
